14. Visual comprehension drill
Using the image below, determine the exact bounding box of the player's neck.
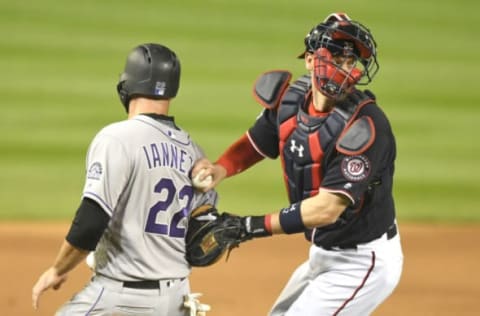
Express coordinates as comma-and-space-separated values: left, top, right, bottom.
312, 89, 334, 113
128, 97, 171, 119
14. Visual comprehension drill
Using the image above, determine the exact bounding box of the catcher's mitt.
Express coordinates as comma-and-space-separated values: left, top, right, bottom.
185, 205, 249, 267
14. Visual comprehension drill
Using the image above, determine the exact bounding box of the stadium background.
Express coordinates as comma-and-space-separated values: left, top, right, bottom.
0, 0, 479, 315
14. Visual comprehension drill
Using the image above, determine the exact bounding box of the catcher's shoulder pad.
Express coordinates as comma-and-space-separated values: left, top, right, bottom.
252, 70, 292, 110
336, 116, 375, 155
335, 89, 376, 121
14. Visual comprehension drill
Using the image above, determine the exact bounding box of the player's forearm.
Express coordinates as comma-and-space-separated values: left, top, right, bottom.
298, 190, 349, 228
52, 240, 89, 276
248, 190, 349, 236
216, 133, 264, 177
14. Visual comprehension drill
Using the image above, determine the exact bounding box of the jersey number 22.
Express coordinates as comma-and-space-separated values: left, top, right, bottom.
145, 178, 193, 238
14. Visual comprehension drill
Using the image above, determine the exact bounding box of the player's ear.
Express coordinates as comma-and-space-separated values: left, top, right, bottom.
305, 53, 314, 71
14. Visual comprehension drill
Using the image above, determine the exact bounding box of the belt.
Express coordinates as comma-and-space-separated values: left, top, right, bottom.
322, 223, 397, 251
123, 280, 161, 289
386, 223, 397, 240
123, 278, 185, 290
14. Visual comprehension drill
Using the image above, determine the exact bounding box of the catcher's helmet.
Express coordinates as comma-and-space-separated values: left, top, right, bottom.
299, 13, 379, 99
117, 43, 181, 111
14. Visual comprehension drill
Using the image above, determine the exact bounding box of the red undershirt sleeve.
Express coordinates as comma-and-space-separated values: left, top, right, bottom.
216, 133, 265, 177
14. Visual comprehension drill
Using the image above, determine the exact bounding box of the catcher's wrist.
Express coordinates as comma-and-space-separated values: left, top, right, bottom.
278, 202, 305, 234
244, 215, 272, 237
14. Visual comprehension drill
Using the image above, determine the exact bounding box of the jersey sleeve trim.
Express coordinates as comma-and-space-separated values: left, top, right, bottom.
83, 192, 113, 217
320, 187, 355, 205
246, 130, 273, 159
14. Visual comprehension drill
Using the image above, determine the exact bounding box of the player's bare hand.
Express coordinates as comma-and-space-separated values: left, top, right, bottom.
32, 267, 68, 310
192, 158, 227, 192
192, 158, 214, 175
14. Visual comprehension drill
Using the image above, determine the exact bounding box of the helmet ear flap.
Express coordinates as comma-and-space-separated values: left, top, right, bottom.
116, 80, 129, 112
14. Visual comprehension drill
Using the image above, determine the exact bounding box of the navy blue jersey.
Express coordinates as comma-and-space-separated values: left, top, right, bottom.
248, 84, 397, 248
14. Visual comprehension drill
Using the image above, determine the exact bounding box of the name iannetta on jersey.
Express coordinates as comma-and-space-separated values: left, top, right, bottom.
142, 142, 194, 174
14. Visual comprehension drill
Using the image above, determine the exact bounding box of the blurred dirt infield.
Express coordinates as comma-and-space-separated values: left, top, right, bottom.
1, 222, 479, 316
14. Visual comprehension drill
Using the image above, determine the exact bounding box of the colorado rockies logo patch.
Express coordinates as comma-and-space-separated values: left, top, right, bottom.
341, 155, 370, 182
87, 162, 103, 180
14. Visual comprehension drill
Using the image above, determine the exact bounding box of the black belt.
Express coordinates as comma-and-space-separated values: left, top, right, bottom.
123, 280, 160, 289
123, 278, 185, 289
323, 223, 397, 251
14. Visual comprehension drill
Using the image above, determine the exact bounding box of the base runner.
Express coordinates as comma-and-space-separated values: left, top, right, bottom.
32, 43, 215, 316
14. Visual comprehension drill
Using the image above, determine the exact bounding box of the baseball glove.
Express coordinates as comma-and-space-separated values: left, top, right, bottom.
185, 205, 249, 267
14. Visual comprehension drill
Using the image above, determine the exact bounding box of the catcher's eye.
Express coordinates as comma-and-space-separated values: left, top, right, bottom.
332, 55, 356, 69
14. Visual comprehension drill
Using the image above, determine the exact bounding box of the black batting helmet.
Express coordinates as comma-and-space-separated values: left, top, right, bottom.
117, 43, 181, 112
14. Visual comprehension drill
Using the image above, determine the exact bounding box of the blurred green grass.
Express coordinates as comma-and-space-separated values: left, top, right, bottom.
0, 0, 478, 222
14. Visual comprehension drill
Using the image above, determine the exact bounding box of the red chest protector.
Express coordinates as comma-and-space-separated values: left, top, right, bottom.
254, 71, 394, 248
254, 71, 364, 203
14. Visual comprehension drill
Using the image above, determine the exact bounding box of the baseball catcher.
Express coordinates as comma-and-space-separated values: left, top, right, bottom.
186, 205, 269, 266
188, 11, 403, 315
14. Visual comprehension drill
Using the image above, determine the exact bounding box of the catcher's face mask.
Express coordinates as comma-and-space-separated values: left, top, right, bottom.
313, 44, 362, 99
302, 14, 379, 99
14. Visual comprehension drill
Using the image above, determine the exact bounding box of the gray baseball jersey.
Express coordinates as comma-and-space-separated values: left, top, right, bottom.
83, 114, 217, 281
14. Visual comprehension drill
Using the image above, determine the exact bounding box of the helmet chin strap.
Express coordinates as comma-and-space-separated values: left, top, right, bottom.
313, 48, 362, 99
